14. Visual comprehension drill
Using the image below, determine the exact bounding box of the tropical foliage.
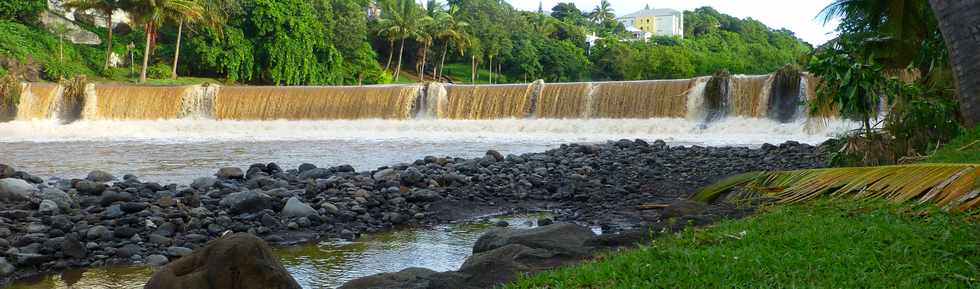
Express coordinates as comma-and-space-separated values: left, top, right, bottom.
692, 164, 980, 212
1, 0, 812, 85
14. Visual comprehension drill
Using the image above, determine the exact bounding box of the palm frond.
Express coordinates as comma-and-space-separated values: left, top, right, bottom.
692, 164, 979, 211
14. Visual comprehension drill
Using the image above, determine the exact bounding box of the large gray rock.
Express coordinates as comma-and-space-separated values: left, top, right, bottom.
0, 178, 36, 201
191, 177, 217, 190
86, 170, 115, 182
146, 254, 169, 266
338, 267, 468, 289
215, 167, 244, 180
145, 233, 301, 289
219, 191, 272, 214
458, 244, 573, 287
40, 188, 74, 210
472, 223, 596, 256
75, 180, 106, 195
297, 168, 330, 180
281, 197, 318, 218
40, 11, 101, 45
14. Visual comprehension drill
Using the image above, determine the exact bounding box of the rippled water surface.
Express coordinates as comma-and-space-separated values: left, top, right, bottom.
9, 215, 545, 289
0, 118, 852, 183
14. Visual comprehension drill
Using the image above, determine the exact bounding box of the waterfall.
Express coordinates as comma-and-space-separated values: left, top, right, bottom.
591, 79, 695, 118
444, 83, 535, 119
85, 84, 192, 120
3, 73, 837, 124
213, 85, 421, 120
730, 74, 773, 118
536, 82, 592, 119
415, 82, 447, 119
15, 83, 62, 120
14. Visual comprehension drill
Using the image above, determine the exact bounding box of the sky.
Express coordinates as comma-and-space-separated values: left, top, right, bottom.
505, 0, 840, 46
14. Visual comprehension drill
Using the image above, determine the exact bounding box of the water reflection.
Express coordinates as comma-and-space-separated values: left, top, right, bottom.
8, 215, 545, 289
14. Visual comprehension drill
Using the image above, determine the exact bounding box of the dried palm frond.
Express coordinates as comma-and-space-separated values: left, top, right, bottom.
692, 164, 979, 212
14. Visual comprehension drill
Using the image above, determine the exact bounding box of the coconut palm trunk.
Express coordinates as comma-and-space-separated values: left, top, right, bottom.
139, 22, 153, 83
470, 55, 476, 84
104, 14, 113, 71
436, 44, 448, 81
385, 40, 395, 72
394, 38, 405, 82
171, 20, 183, 79
419, 43, 428, 81
929, 0, 979, 127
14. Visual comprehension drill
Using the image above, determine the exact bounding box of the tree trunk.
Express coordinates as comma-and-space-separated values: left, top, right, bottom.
488, 55, 493, 84
436, 44, 447, 81
419, 42, 428, 82
384, 40, 395, 72
929, 0, 980, 127
104, 14, 113, 71
394, 38, 405, 82
471, 56, 476, 84
139, 22, 153, 83
171, 20, 183, 79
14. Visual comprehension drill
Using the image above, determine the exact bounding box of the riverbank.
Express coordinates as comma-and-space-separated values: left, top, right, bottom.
507, 200, 980, 288
0, 139, 827, 286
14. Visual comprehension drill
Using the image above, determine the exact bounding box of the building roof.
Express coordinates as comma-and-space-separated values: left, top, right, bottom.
619, 7, 681, 18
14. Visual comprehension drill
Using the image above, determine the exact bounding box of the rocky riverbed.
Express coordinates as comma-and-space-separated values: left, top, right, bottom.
0, 139, 827, 286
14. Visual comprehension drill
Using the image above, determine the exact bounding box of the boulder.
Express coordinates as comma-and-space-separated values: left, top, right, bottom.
472, 223, 595, 256
219, 191, 272, 214
0, 164, 14, 179
100, 191, 133, 206
281, 197, 318, 218
215, 167, 244, 180
146, 254, 169, 266
145, 233, 301, 289
458, 244, 571, 287
86, 225, 111, 241
40, 188, 74, 210
75, 180, 106, 195
337, 267, 468, 289
191, 177, 217, 190
406, 190, 440, 202
0, 178, 35, 201
400, 167, 425, 185
38, 199, 59, 214
61, 234, 87, 258
86, 170, 115, 182
485, 150, 504, 162
297, 168, 330, 180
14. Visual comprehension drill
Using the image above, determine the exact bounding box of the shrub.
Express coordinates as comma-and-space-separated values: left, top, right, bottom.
147, 63, 172, 79
42, 60, 74, 81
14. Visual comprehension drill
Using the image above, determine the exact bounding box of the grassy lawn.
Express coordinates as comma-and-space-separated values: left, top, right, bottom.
927, 126, 980, 163
441, 63, 510, 84
508, 201, 979, 289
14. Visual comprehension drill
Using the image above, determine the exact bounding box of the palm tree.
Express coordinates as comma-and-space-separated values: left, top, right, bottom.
928, 0, 979, 128
589, 0, 615, 24
432, 4, 468, 81
377, 0, 424, 82
63, 0, 121, 71
126, 0, 204, 83
170, 0, 226, 79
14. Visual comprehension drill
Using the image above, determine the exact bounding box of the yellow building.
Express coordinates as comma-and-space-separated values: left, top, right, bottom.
617, 5, 684, 39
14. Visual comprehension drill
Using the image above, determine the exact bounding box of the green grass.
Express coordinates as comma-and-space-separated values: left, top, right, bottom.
441, 63, 511, 84
508, 201, 979, 289
0, 20, 102, 78
927, 126, 980, 163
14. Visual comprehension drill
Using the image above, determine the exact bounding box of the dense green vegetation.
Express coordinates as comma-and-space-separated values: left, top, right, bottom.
0, 0, 812, 85
509, 201, 979, 289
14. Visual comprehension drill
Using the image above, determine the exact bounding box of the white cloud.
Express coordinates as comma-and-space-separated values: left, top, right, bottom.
505, 0, 839, 46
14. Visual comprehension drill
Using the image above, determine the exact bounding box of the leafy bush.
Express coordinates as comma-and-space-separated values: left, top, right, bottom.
147, 63, 172, 79
0, 21, 100, 77
42, 60, 75, 81
0, 73, 20, 120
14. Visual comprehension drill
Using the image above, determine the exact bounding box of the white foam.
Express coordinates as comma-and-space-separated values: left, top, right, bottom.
0, 117, 858, 146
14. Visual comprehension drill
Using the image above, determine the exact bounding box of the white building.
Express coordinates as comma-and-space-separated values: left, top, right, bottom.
617, 5, 684, 39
